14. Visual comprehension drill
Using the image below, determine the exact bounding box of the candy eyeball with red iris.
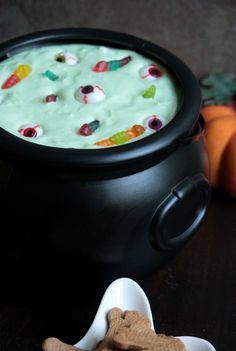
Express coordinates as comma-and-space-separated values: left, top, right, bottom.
55, 52, 78, 65
75, 85, 106, 104
18, 124, 43, 138
144, 115, 163, 131
139, 65, 162, 80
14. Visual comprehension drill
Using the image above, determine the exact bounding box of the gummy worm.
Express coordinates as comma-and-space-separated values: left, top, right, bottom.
93, 56, 132, 72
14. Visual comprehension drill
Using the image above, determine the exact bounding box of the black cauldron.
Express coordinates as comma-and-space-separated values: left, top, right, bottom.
0, 29, 210, 294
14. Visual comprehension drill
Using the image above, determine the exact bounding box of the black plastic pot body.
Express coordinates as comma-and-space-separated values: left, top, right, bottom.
0, 29, 210, 293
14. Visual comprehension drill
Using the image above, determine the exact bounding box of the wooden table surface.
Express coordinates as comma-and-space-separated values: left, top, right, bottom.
0, 188, 235, 351
141, 190, 236, 351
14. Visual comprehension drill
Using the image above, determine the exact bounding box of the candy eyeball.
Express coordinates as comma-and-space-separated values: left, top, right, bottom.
18, 124, 43, 138
75, 85, 106, 104
144, 115, 163, 131
139, 65, 162, 80
55, 52, 78, 65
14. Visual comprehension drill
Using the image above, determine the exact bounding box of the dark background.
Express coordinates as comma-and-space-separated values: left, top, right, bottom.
0, 0, 236, 77
0, 1, 236, 351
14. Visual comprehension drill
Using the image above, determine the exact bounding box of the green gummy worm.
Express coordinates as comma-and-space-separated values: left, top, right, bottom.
43, 70, 59, 81
89, 120, 100, 132
111, 131, 130, 144
108, 61, 121, 71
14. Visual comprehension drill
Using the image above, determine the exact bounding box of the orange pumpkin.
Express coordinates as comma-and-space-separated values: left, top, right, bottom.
200, 72, 236, 198
201, 105, 236, 123
201, 105, 236, 198
219, 132, 236, 198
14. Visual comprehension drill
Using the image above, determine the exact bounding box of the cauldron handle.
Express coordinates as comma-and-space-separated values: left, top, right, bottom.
149, 172, 210, 251
177, 114, 205, 145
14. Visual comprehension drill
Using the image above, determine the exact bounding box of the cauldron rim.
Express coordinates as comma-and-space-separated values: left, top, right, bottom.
0, 28, 201, 168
